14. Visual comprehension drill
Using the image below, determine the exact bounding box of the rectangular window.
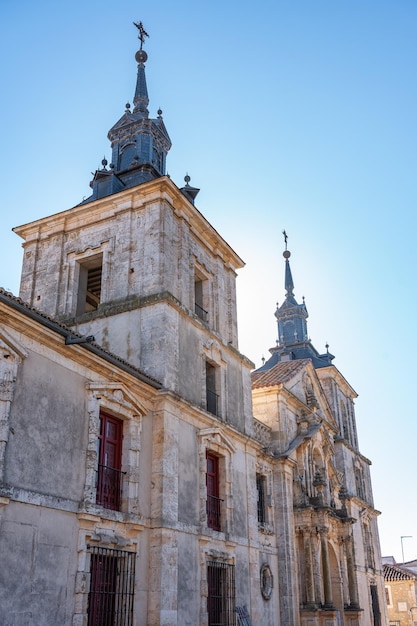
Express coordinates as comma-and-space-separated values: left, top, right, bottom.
355, 467, 365, 501
77, 254, 103, 315
96, 412, 124, 511
194, 270, 208, 322
256, 474, 267, 526
364, 524, 375, 570
206, 362, 219, 416
206, 452, 222, 531
88, 546, 135, 626
207, 561, 235, 626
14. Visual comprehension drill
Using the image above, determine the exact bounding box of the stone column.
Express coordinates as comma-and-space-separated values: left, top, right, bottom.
311, 530, 322, 606
304, 531, 316, 606
320, 529, 334, 608
346, 535, 360, 608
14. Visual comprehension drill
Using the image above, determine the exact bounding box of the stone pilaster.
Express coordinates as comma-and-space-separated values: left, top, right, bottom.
274, 459, 300, 626
320, 528, 334, 608
148, 527, 178, 626
346, 535, 360, 609
150, 400, 179, 524
0, 336, 25, 482
303, 531, 316, 606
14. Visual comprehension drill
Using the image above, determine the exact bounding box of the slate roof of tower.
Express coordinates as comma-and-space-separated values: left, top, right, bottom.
80, 27, 172, 204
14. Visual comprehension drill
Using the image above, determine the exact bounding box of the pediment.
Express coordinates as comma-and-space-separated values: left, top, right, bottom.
0, 330, 27, 386
87, 382, 149, 417
198, 427, 237, 455
154, 117, 171, 144
277, 361, 337, 430
0, 329, 28, 360
300, 363, 338, 431
108, 111, 134, 133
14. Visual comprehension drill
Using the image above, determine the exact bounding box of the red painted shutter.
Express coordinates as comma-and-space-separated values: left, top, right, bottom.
206, 453, 219, 498
97, 413, 123, 510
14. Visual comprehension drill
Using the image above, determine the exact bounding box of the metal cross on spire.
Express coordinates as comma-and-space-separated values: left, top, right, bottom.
133, 21, 149, 49
282, 229, 288, 250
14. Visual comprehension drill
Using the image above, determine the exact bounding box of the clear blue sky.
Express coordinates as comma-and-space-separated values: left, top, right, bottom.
1, 1, 416, 562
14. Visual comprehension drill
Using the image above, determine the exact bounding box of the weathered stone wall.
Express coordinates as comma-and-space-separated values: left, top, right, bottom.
5, 350, 87, 501
0, 501, 78, 625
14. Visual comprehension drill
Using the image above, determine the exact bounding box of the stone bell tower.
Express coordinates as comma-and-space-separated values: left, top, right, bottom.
14, 24, 253, 434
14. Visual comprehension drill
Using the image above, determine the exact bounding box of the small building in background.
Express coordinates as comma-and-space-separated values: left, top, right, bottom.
383, 559, 417, 625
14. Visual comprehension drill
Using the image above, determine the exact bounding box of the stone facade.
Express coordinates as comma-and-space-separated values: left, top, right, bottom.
0, 26, 388, 626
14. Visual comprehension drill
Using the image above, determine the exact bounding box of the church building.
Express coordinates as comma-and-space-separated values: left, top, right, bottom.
0, 25, 387, 626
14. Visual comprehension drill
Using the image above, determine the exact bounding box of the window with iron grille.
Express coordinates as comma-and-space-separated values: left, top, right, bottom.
195, 270, 208, 322
96, 412, 124, 511
206, 361, 219, 416
206, 452, 222, 531
256, 474, 267, 526
88, 546, 135, 626
207, 561, 236, 626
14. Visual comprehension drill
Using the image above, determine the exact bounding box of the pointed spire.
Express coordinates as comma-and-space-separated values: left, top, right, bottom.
133, 22, 149, 115
255, 232, 336, 372
284, 251, 295, 297
84, 23, 172, 203
133, 58, 149, 115
133, 62, 149, 116
282, 230, 295, 297
274, 232, 308, 346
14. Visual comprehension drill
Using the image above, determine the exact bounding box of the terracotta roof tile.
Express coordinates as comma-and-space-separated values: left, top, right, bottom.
251, 359, 311, 389
384, 563, 417, 581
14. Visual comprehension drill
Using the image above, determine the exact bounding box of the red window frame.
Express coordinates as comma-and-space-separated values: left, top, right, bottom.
206, 452, 221, 531
96, 412, 123, 510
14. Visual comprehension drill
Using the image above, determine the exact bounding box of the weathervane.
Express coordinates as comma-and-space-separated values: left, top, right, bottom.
282, 229, 288, 251
133, 21, 149, 50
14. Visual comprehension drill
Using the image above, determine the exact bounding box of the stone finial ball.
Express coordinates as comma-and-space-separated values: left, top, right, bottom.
135, 49, 148, 64
283, 250, 291, 259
